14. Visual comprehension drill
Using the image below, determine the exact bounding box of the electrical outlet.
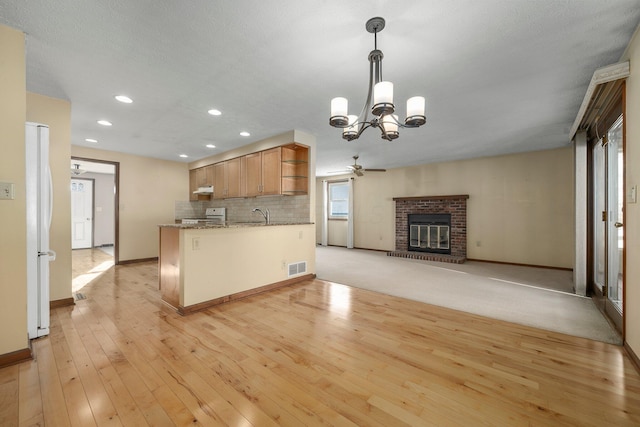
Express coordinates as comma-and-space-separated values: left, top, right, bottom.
298, 230, 303, 239
192, 237, 200, 251
0, 182, 14, 200
281, 260, 286, 270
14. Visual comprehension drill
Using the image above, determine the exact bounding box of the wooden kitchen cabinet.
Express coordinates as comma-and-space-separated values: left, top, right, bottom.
262, 147, 282, 195
197, 165, 214, 187
281, 143, 309, 195
189, 165, 214, 200
226, 157, 243, 197
244, 152, 262, 197
190, 143, 307, 200
189, 169, 198, 201
213, 157, 243, 198
213, 162, 226, 199
244, 147, 281, 196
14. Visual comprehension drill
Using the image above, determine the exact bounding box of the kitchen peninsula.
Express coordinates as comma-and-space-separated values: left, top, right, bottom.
159, 221, 315, 315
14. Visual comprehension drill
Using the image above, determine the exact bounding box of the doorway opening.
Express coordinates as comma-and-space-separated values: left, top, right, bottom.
70, 157, 119, 295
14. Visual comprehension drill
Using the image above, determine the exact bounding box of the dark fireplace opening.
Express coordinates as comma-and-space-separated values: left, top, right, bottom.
408, 214, 451, 255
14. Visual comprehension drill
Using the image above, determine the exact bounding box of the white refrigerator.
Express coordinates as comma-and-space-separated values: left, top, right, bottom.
25, 122, 56, 339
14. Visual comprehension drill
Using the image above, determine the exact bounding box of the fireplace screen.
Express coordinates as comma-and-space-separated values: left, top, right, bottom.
407, 213, 452, 254
410, 225, 450, 250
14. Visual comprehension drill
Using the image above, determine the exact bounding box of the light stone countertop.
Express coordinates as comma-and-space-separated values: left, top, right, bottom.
159, 221, 314, 229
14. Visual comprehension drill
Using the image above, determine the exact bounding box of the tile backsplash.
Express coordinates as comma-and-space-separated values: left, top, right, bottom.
175, 195, 311, 223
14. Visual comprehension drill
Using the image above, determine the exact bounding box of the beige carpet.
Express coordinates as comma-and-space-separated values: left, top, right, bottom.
316, 246, 622, 345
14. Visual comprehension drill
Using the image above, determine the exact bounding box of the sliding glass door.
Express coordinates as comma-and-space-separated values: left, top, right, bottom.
592, 115, 624, 332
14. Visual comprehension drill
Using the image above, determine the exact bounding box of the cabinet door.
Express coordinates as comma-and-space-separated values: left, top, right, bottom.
195, 167, 207, 187
189, 169, 198, 201
204, 165, 214, 187
261, 147, 282, 195
213, 162, 227, 199
226, 157, 242, 198
245, 152, 262, 197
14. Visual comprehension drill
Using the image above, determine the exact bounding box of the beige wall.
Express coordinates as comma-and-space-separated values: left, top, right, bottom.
621, 25, 640, 358
0, 24, 28, 355
181, 224, 316, 307
26, 93, 72, 303
71, 146, 188, 261
317, 147, 574, 268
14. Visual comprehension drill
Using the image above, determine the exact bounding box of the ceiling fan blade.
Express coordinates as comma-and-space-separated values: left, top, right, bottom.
363, 168, 386, 172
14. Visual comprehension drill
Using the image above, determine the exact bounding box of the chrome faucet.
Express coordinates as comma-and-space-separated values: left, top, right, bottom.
252, 208, 270, 224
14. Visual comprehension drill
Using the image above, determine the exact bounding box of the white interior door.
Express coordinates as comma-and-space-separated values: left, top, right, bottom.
71, 178, 93, 249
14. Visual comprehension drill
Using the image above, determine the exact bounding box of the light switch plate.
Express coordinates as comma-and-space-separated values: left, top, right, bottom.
629, 185, 638, 204
0, 182, 14, 200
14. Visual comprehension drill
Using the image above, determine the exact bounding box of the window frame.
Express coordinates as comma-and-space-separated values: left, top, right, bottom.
327, 180, 349, 220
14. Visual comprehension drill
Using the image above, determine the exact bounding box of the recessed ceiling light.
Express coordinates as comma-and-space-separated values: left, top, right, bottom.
85, 138, 98, 143
97, 120, 112, 126
207, 109, 222, 116
206, 144, 216, 148
179, 154, 188, 158
115, 95, 133, 103
240, 131, 250, 137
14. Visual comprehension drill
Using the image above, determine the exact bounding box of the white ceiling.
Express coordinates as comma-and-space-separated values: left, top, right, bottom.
2, 1, 639, 176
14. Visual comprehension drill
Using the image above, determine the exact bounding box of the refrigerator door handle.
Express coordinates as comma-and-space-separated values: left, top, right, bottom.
47, 166, 53, 228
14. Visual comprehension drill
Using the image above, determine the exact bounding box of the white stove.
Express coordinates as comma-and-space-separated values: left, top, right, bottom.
181, 207, 226, 225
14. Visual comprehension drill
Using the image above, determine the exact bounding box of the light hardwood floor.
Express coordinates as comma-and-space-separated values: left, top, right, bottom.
2, 257, 640, 426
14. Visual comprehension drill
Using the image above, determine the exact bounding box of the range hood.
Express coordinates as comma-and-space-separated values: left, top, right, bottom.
193, 185, 213, 194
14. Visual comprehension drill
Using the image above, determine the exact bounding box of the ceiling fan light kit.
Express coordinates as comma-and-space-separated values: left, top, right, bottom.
329, 17, 426, 142
71, 163, 87, 176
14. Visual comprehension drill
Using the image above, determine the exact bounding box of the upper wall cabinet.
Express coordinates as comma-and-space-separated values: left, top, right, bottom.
213, 157, 243, 199
227, 157, 243, 198
189, 166, 214, 201
189, 169, 198, 201
189, 143, 309, 200
245, 147, 281, 197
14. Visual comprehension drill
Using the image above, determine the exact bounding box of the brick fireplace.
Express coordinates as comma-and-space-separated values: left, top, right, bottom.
388, 195, 469, 263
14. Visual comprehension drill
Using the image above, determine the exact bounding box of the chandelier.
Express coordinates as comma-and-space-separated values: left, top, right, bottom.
329, 17, 426, 141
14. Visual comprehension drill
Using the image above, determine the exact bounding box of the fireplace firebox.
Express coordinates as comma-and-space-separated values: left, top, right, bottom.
389, 195, 468, 263
408, 214, 451, 254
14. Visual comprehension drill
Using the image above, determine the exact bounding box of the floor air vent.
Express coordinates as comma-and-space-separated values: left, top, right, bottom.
288, 261, 307, 277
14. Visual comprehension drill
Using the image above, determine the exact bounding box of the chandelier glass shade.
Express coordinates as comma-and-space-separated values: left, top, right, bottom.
329, 17, 426, 141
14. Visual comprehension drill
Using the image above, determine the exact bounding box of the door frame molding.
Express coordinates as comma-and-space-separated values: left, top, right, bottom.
71, 156, 120, 265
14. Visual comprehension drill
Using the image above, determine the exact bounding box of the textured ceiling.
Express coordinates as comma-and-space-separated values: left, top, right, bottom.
2, 1, 639, 175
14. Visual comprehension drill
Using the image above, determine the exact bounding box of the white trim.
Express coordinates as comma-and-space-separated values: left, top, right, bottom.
321, 180, 328, 246
347, 178, 354, 249
569, 61, 629, 140
573, 131, 588, 296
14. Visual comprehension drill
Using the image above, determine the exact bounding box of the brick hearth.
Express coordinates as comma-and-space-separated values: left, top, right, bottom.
389, 195, 469, 263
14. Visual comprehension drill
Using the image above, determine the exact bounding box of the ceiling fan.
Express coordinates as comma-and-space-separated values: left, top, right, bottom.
328, 155, 386, 177
71, 163, 87, 176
